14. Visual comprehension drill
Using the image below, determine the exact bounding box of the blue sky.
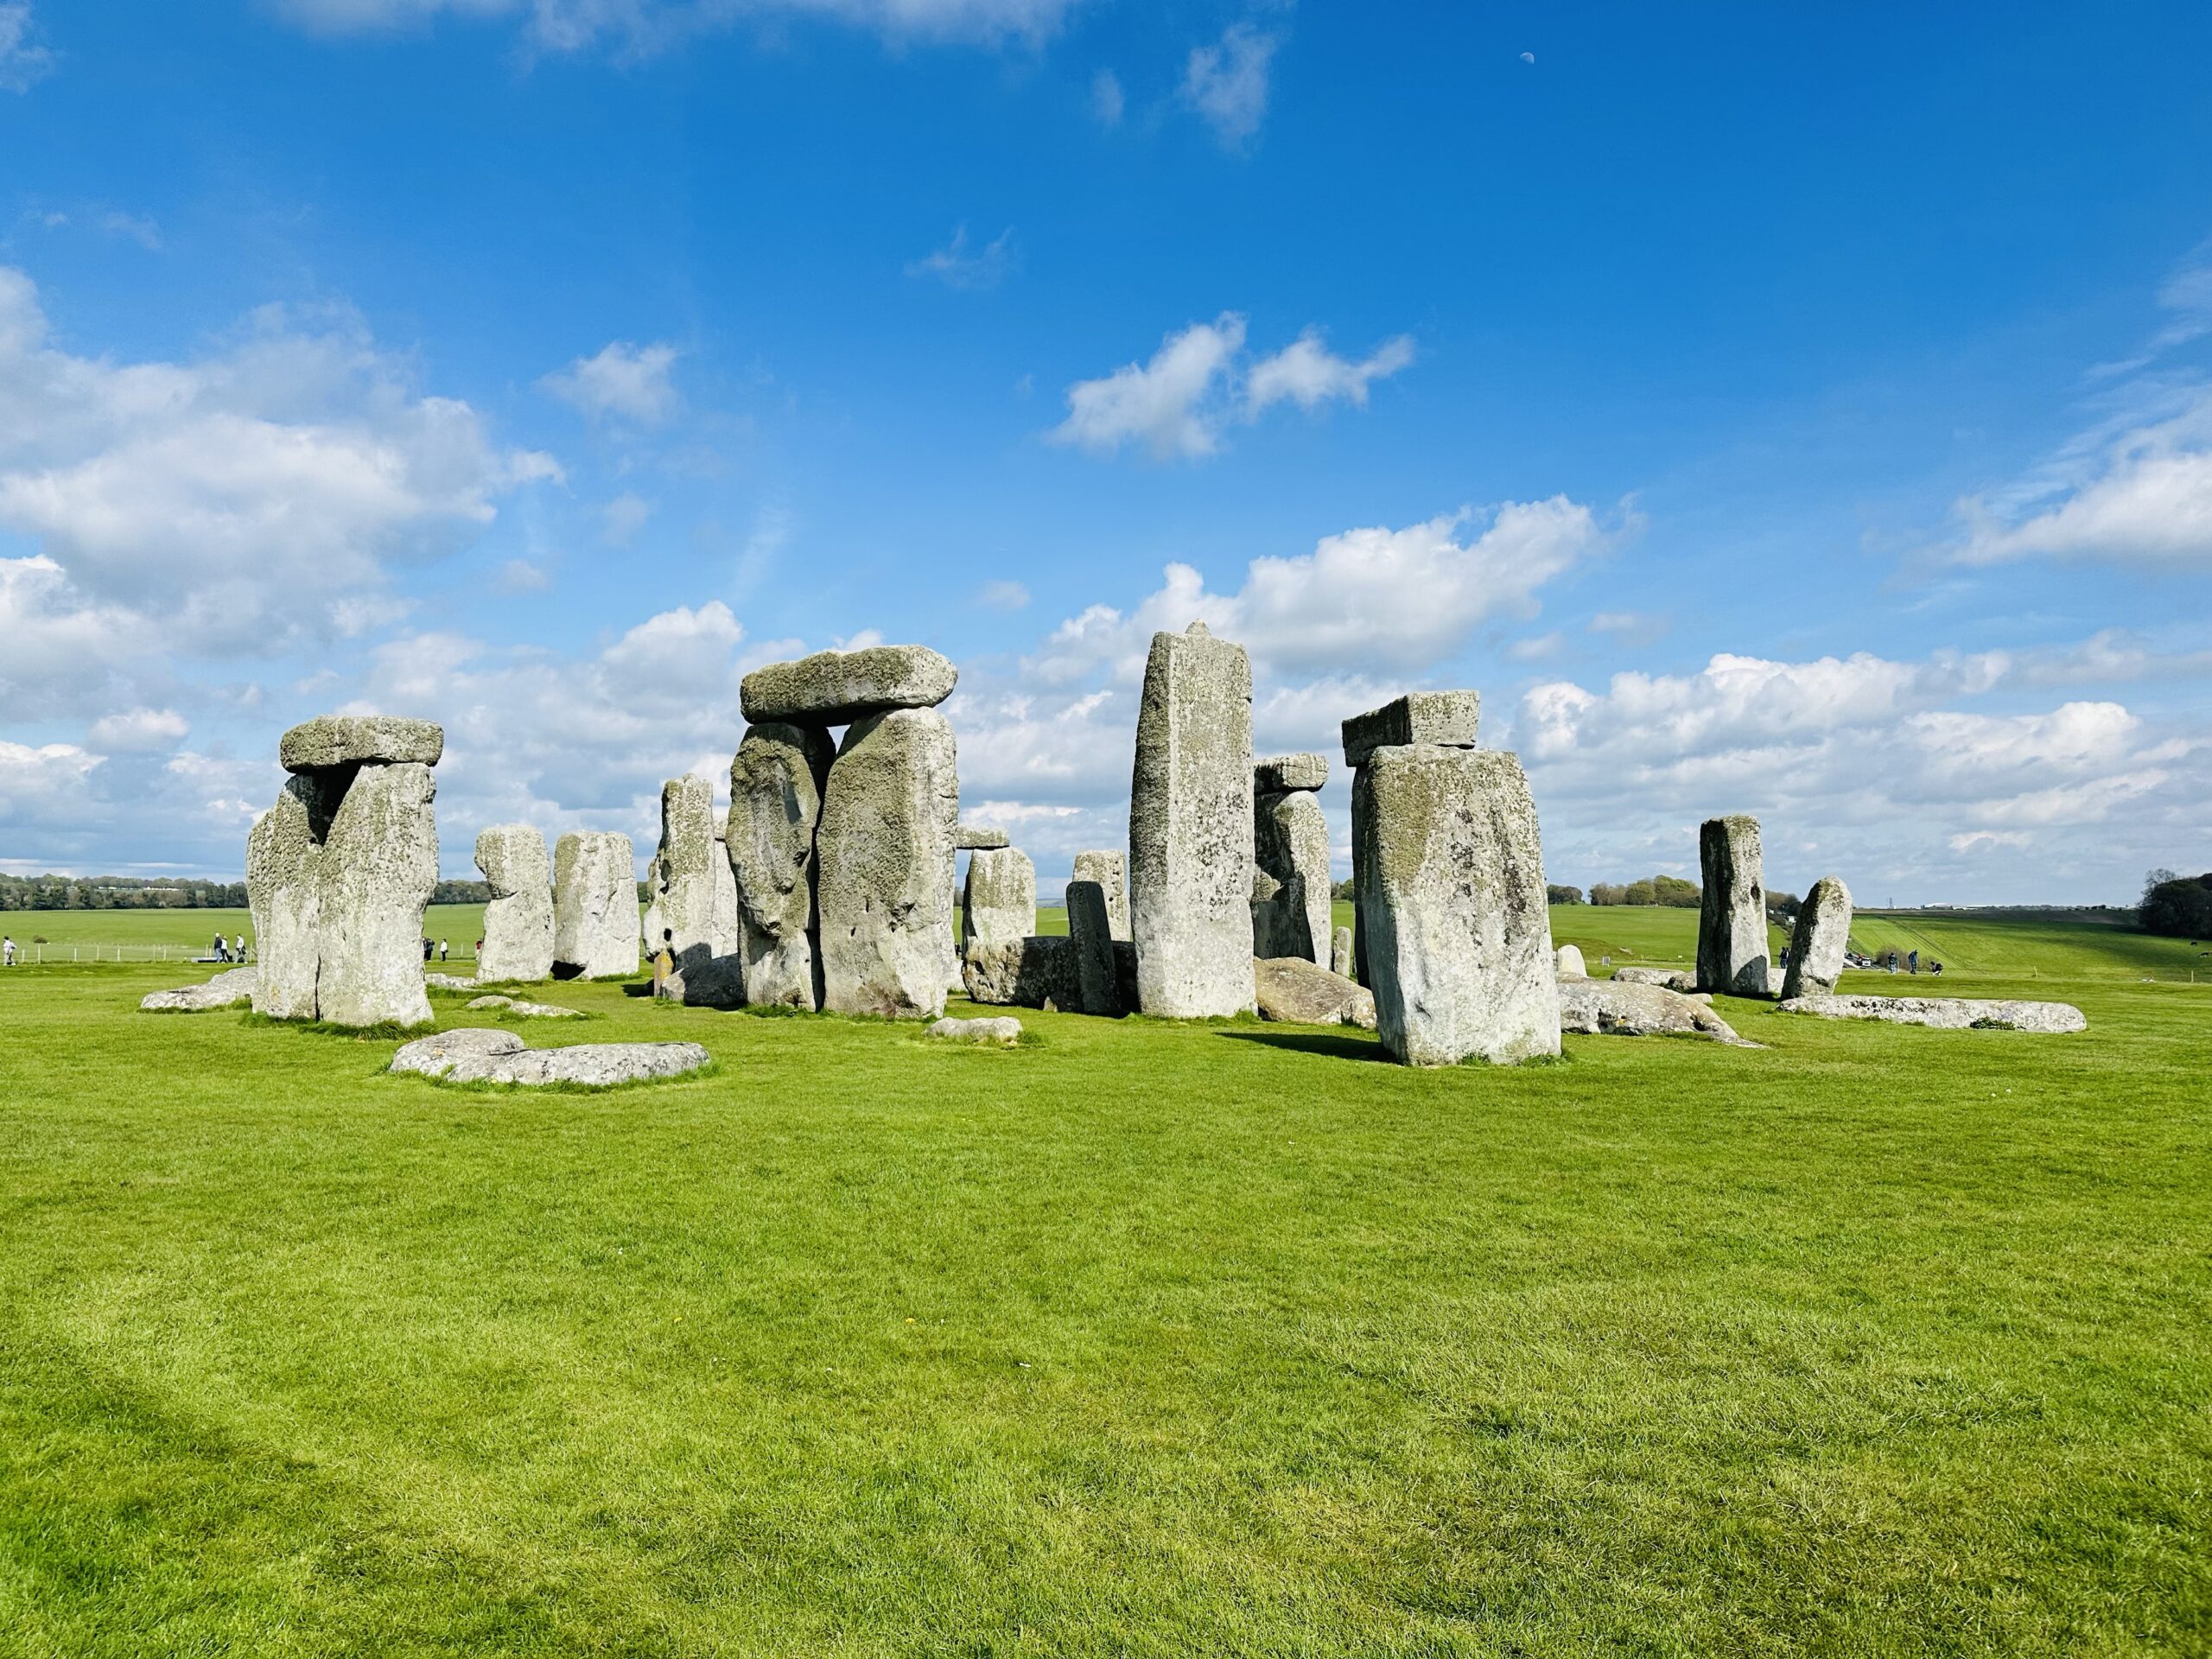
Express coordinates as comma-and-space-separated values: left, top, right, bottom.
3, 0, 2209, 904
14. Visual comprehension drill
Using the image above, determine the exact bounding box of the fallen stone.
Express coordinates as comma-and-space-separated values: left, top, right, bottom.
1071, 850, 1131, 940
740, 645, 957, 726
1065, 880, 1122, 1016
553, 831, 639, 981
1254, 956, 1376, 1029
1611, 965, 1697, 992
962, 847, 1036, 957
817, 707, 959, 1019
1558, 977, 1758, 1046
1781, 874, 1853, 1000
1696, 814, 1769, 995
315, 760, 438, 1030
424, 971, 480, 990
475, 823, 554, 984
1341, 691, 1480, 770
1331, 925, 1355, 979
1777, 995, 2086, 1033
962, 935, 1077, 1008
464, 994, 583, 1018
279, 714, 444, 773
1253, 785, 1331, 966
926, 1015, 1023, 1046
1555, 944, 1586, 977
392, 1029, 711, 1085
141, 966, 258, 1013
1129, 623, 1256, 1017
955, 824, 1009, 850
1354, 743, 1558, 1066
388, 1027, 525, 1077
1254, 752, 1328, 793
728, 721, 836, 1010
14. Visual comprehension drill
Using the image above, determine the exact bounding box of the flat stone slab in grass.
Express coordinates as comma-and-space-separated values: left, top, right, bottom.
465, 994, 583, 1019
955, 823, 1009, 850
1611, 965, 1697, 993
1777, 995, 2087, 1033
740, 645, 957, 726
390, 1028, 712, 1084
424, 972, 480, 990
141, 966, 258, 1012
927, 1015, 1023, 1046
1255, 956, 1376, 1029
1559, 978, 1758, 1046
280, 715, 444, 773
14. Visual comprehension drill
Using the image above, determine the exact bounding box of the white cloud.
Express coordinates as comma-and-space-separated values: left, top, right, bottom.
976, 578, 1030, 611
1181, 22, 1275, 149
1051, 314, 1247, 459
272, 0, 1084, 51
94, 211, 163, 251
1090, 67, 1123, 125
0, 2, 53, 92
1244, 328, 1414, 416
539, 340, 681, 425
88, 707, 189, 753
0, 555, 158, 721
601, 491, 655, 545
494, 557, 550, 593
906, 225, 1017, 292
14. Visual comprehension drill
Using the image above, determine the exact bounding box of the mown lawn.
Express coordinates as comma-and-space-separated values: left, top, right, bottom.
0, 916, 2207, 1654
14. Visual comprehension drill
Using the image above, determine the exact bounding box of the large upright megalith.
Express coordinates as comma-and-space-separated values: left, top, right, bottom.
553, 831, 639, 980
1065, 879, 1122, 1016
1071, 850, 1130, 940
817, 707, 960, 1018
649, 775, 734, 971
475, 823, 554, 984
1129, 623, 1255, 1017
962, 848, 1036, 957
1342, 692, 1480, 992
1252, 753, 1331, 966
1696, 815, 1769, 995
1353, 741, 1558, 1066
1781, 874, 1853, 1000
246, 714, 442, 1028
727, 721, 835, 1009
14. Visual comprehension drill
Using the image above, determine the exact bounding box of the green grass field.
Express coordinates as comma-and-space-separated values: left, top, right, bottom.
1, 909, 2208, 1654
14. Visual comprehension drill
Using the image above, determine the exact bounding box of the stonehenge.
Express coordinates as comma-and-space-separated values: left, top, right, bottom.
644, 775, 746, 1005
1129, 623, 1256, 1018
1065, 880, 1122, 1016
475, 823, 554, 984
553, 831, 639, 980
741, 645, 957, 726
962, 846, 1037, 972
1343, 692, 1481, 994
1071, 850, 1131, 940
817, 707, 961, 1018
1696, 815, 1769, 996
1254, 956, 1376, 1029
247, 715, 442, 1028
1351, 722, 1558, 1066
1777, 994, 2084, 1033
1331, 925, 1355, 979
1557, 977, 1756, 1046
142, 966, 257, 1013
728, 721, 835, 1008
1555, 944, 1587, 978
390, 1027, 713, 1085
1252, 753, 1331, 967
1781, 874, 1853, 1000
956, 823, 1009, 850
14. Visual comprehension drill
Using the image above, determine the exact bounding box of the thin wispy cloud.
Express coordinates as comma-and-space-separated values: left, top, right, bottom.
538, 340, 681, 425
906, 225, 1018, 292
1090, 68, 1123, 126
1181, 22, 1276, 149
0, 2, 53, 92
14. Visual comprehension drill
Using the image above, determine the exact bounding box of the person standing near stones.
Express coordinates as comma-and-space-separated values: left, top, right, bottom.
213, 931, 228, 963
233, 933, 246, 963
438, 938, 449, 963
2, 936, 15, 967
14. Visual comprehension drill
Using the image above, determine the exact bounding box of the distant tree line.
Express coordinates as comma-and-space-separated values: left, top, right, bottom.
1553, 876, 1799, 920
2139, 869, 2212, 938
434, 880, 494, 905
0, 874, 250, 911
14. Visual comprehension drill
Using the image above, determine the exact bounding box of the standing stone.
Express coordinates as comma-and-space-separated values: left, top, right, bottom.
962, 848, 1036, 957
475, 823, 554, 984
1331, 925, 1355, 980
1252, 758, 1331, 966
817, 708, 959, 1018
740, 645, 957, 726
711, 825, 741, 963
1780, 874, 1853, 1000
1071, 850, 1130, 941
1354, 745, 1559, 1066
1696, 815, 1769, 996
247, 772, 335, 1021
1129, 624, 1255, 1018
315, 761, 438, 1030
1555, 943, 1587, 978
651, 775, 731, 973
1065, 879, 1122, 1016
553, 831, 639, 980
728, 721, 836, 1009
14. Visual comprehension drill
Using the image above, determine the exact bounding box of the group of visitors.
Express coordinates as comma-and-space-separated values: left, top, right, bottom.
419, 938, 454, 963
211, 932, 249, 963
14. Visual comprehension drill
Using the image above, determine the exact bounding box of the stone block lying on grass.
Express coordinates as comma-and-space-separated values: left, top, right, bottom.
1254, 956, 1376, 1029
465, 994, 583, 1019
1611, 965, 1697, 992
140, 966, 258, 1012
1777, 995, 2086, 1033
424, 971, 479, 991
926, 1015, 1023, 1046
390, 1028, 711, 1084
1558, 977, 1757, 1046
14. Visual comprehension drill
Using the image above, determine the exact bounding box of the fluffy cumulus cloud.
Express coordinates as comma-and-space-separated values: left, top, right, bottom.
1181, 22, 1276, 149
271, 0, 1083, 50
539, 340, 681, 425
1052, 314, 1414, 460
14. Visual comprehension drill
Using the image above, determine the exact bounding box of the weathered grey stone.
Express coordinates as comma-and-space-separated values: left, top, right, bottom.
315, 760, 437, 1029
141, 966, 258, 1013
962, 847, 1035, 957
1130, 625, 1256, 1018
1696, 815, 1768, 996
1555, 944, 1587, 978
1611, 965, 1697, 992
1253, 786, 1331, 966
1255, 753, 1328, 794
475, 823, 554, 984
1065, 880, 1122, 1016
664, 954, 747, 1011
728, 721, 836, 1010
962, 935, 1077, 1008
711, 826, 741, 972
1254, 956, 1376, 1029
464, 993, 583, 1018
247, 772, 333, 1021
1071, 850, 1130, 941
1780, 874, 1853, 1000
1557, 978, 1758, 1046
927, 1015, 1023, 1046
279, 714, 443, 773
649, 776, 740, 995
1331, 925, 1355, 979
424, 971, 479, 990
1777, 995, 2086, 1033
955, 824, 1009, 851
391, 1029, 712, 1085
740, 645, 957, 725
552, 831, 639, 981
389, 1027, 525, 1077
1354, 745, 1559, 1066
817, 707, 959, 1019
1341, 691, 1480, 770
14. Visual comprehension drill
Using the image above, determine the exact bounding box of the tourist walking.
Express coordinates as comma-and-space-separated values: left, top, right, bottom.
213, 931, 229, 963
438, 938, 449, 963
234, 933, 247, 963
2, 936, 15, 967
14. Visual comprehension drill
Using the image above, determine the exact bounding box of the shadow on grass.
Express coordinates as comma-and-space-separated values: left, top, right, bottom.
1213, 1028, 1390, 1064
